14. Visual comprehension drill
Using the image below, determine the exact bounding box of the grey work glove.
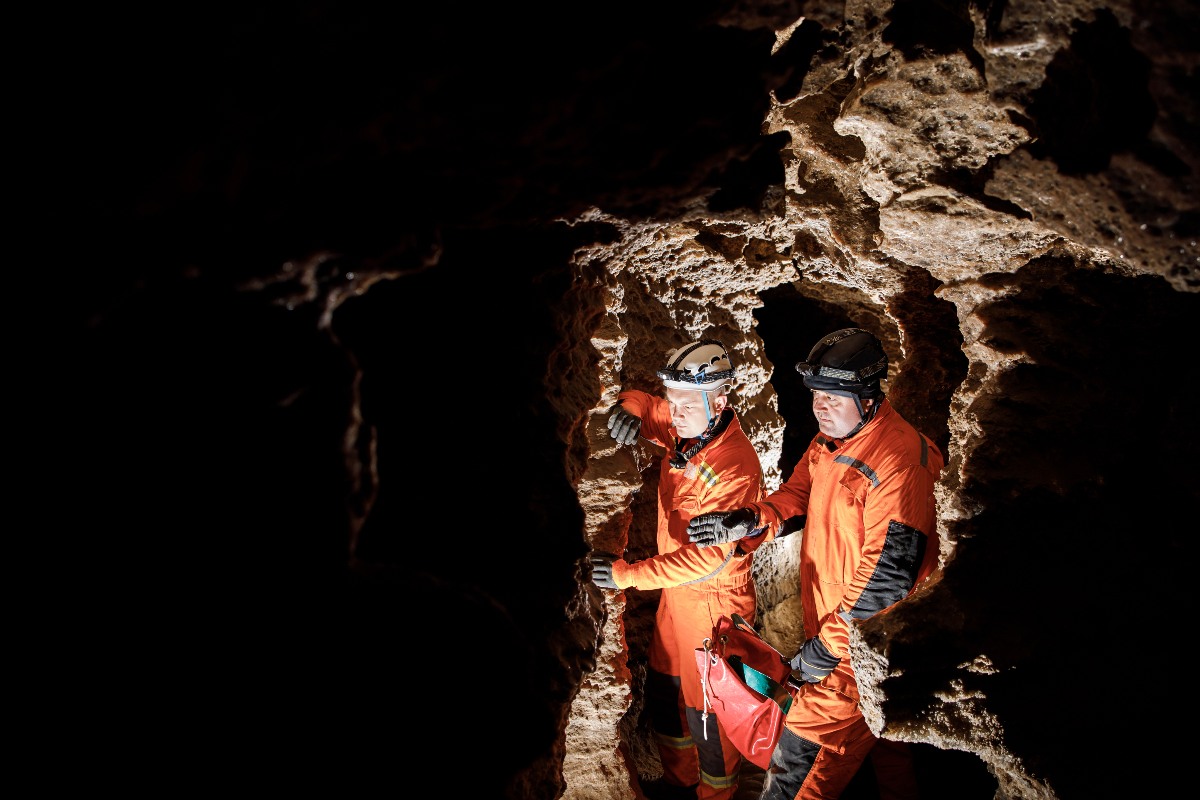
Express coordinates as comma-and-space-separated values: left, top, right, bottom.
687, 507, 759, 547
606, 405, 642, 446
589, 552, 620, 590
790, 635, 840, 683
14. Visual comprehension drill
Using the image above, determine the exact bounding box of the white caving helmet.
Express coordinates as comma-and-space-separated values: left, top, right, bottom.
657, 339, 736, 392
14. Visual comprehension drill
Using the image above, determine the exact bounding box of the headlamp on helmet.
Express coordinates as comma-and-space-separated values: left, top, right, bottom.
657, 339, 736, 392
795, 328, 887, 399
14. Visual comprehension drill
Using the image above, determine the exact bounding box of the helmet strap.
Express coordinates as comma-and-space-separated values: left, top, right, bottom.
843, 397, 881, 440
670, 408, 733, 469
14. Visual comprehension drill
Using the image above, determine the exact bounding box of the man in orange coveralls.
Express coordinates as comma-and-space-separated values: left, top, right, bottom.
591, 339, 765, 800
687, 328, 943, 800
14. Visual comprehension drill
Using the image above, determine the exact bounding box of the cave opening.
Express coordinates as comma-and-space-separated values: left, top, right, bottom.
753, 282, 863, 482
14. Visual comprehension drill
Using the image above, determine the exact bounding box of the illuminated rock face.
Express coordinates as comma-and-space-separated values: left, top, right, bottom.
68, 2, 1195, 798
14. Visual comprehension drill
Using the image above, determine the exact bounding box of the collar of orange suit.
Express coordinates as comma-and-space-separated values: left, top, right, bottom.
670, 408, 733, 469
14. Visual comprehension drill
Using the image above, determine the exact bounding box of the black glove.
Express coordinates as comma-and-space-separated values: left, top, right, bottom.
606, 405, 642, 446
790, 636, 840, 683
687, 507, 758, 547
590, 552, 620, 590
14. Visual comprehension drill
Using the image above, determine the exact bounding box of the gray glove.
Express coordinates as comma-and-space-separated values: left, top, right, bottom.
590, 552, 620, 590
790, 635, 840, 683
687, 507, 758, 547
606, 405, 642, 446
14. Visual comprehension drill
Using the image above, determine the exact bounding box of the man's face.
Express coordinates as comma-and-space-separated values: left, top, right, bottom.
665, 387, 723, 439
811, 390, 870, 439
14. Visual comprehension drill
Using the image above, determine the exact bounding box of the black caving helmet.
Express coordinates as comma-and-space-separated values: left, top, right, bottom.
795, 328, 888, 399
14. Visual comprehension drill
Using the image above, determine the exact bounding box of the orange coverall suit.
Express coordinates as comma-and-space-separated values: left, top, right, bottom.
608, 389, 764, 800
745, 399, 943, 800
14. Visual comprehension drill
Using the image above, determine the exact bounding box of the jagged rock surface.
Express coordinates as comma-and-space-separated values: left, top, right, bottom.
66, 2, 1195, 798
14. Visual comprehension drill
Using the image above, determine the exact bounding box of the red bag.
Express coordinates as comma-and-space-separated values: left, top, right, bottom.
694, 613, 797, 770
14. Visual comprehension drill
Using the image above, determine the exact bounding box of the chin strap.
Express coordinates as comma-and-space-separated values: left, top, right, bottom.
671, 408, 733, 469
841, 397, 883, 441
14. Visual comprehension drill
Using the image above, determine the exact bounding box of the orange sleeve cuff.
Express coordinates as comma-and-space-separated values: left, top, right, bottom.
612, 559, 634, 589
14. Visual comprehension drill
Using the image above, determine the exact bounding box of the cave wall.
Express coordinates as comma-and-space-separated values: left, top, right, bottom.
60, 1, 1196, 798
567, 3, 1197, 798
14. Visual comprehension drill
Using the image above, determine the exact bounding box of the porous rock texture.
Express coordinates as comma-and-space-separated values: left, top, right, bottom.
64, 1, 1194, 798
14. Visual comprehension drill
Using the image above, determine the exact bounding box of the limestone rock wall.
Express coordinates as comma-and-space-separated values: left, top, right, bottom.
564, 2, 1197, 799
63, 1, 1195, 799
